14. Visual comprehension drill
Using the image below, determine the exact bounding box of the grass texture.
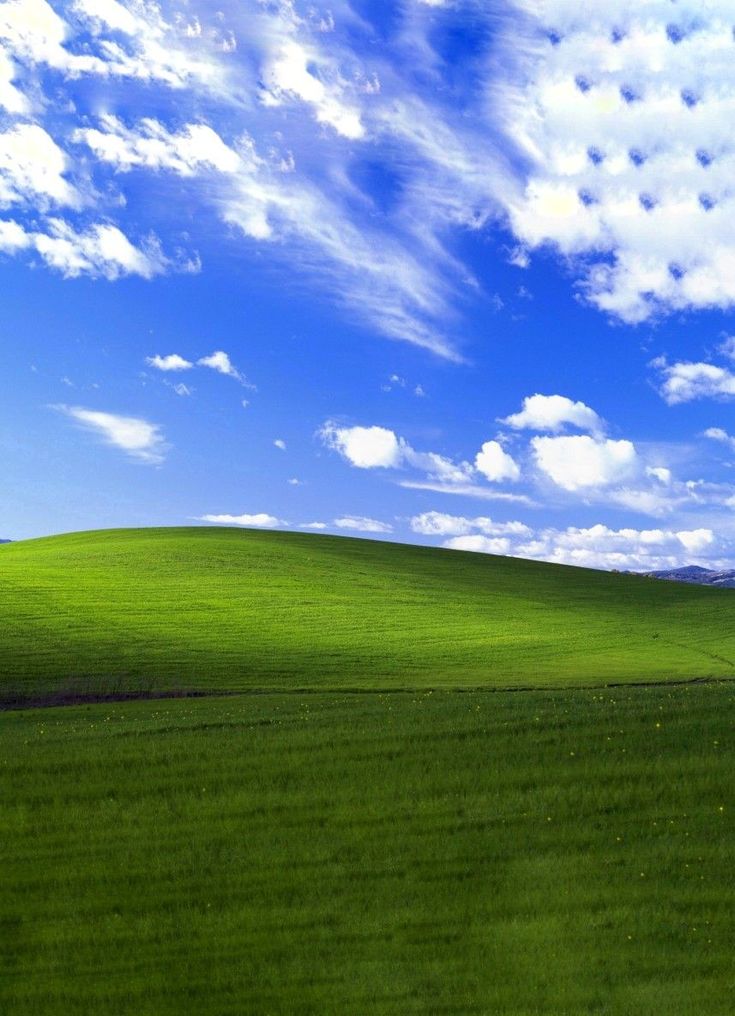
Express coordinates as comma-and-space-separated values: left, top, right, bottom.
3, 684, 735, 1015
1, 526, 735, 699
4, 528, 735, 1013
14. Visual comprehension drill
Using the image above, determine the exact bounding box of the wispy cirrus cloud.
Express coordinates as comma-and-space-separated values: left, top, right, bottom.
53, 404, 168, 463
6, 0, 735, 355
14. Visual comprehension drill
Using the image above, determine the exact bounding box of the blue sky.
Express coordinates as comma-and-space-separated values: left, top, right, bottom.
3, 0, 735, 570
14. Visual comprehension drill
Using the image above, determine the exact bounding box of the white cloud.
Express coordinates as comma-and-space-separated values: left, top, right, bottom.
0, 218, 30, 252
223, 169, 459, 358
654, 358, 735, 404
321, 423, 403, 469
704, 427, 735, 451
198, 350, 246, 383
169, 382, 192, 397
494, 3, 735, 323
606, 487, 677, 516
54, 404, 167, 463
73, 117, 241, 176
399, 480, 535, 504
0, 0, 228, 92
514, 523, 718, 571
274, 439, 286, 450
300, 521, 327, 529
8, 218, 166, 279
261, 39, 364, 139
676, 528, 715, 554
0, 48, 29, 114
412, 508, 725, 570
14, 1, 735, 363
475, 440, 521, 482
197, 512, 282, 527
334, 515, 393, 533
403, 447, 475, 485
147, 353, 194, 371
532, 435, 638, 491
322, 421, 523, 494
500, 393, 602, 434
410, 511, 531, 538
0, 124, 77, 208
443, 535, 511, 554
646, 466, 672, 484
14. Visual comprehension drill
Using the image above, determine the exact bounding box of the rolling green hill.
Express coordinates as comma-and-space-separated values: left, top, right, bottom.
0, 525, 734, 700
4, 527, 735, 1014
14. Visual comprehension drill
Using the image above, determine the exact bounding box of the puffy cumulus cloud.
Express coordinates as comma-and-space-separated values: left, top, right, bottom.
334, 516, 393, 533
0, 124, 78, 208
321, 421, 525, 497
0, 47, 29, 114
53, 404, 167, 463
146, 350, 253, 389
146, 353, 194, 371
677, 528, 715, 553
421, 516, 722, 571
443, 535, 512, 554
260, 38, 364, 139
72, 118, 242, 176
646, 466, 672, 484
197, 512, 283, 527
0, 217, 166, 278
653, 357, 735, 404
514, 523, 718, 571
34, 219, 165, 279
500, 394, 603, 434
496, 2, 735, 322
705, 427, 735, 451
0, 0, 227, 92
532, 435, 638, 491
197, 350, 249, 384
320, 418, 694, 514
320, 423, 404, 469
410, 511, 531, 538
475, 440, 521, 482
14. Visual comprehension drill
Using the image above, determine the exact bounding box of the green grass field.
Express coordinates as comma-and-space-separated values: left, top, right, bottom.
1, 526, 734, 699
3, 528, 735, 1014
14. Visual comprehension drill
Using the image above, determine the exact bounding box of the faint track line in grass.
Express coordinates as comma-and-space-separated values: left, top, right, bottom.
4, 673, 735, 711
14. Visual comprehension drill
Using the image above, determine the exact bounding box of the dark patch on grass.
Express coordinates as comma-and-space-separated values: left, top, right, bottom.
5, 673, 734, 711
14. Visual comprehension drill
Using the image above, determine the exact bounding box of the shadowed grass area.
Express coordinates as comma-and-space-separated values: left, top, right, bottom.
1, 526, 735, 702
3, 684, 735, 1015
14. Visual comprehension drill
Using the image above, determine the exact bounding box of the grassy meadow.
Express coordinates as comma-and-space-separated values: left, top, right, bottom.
3, 527, 735, 1014
1, 526, 735, 700
3, 684, 735, 1015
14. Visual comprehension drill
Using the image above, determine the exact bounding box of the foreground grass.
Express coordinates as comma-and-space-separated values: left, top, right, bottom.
3, 684, 735, 1015
1, 527, 735, 699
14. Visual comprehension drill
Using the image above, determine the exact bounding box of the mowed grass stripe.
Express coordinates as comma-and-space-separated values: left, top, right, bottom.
1, 527, 735, 698
2, 684, 735, 1015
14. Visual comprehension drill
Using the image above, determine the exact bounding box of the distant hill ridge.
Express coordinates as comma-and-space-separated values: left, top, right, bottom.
0, 526, 734, 701
640, 564, 735, 589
